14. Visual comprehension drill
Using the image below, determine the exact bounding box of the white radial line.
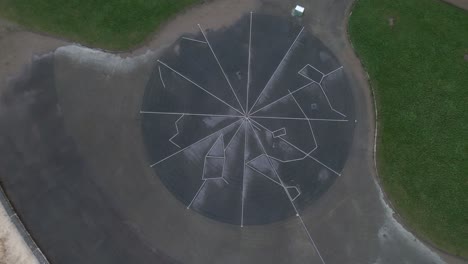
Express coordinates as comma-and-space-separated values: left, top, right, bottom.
288, 90, 318, 152
248, 121, 325, 261
246, 11, 253, 113
241, 123, 247, 227
252, 115, 348, 122
158, 66, 166, 88
299, 71, 347, 118
250, 119, 341, 176
225, 120, 245, 150
318, 82, 347, 118
157, 60, 244, 115
181, 37, 207, 44
249, 81, 314, 116
150, 119, 242, 167
198, 24, 246, 114
245, 163, 282, 187
169, 114, 184, 148
221, 121, 245, 183
298, 215, 326, 264
248, 27, 305, 114
187, 180, 207, 209
140, 111, 242, 118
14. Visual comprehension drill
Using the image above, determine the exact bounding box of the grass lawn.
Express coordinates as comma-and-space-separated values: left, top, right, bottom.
0, 0, 199, 50
349, 0, 468, 257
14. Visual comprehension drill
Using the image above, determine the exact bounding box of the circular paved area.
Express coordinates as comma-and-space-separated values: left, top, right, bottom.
0, 1, 450, 263
142, 14, 354, 225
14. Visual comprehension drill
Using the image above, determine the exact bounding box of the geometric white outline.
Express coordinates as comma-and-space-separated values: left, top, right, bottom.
298, 64, 346, 118
169, 114, 184, 148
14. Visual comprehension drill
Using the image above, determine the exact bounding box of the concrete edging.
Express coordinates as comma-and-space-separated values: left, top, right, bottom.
0, 186, 50, 264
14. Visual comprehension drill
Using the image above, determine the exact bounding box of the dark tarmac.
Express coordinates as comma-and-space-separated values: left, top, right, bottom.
0, 0, 452, 263
142, 14, 355, 226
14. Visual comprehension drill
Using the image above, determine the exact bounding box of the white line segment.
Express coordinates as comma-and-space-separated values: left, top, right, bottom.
198, 24, 246, 114
158, 60, 244, 115
248, 27, 305, 114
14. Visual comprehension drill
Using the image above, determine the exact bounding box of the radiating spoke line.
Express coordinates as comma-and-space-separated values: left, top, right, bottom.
248, 120, 326, 262
187, 181, 207, 209
225, 120, 245, 150
150, 119, 243, 167
157, 60, 244, 115
246, 12, 253, 113
298, 70, 347, 118
140, 111, 242, 118
252, 115, 348, 122
323, 66, 343, 78
198, 24, 246, 114
249, 81, 314, 116
245, 163, 282, 187
250, 119, 341, 176
298, 215, 326, 264
248, 27, 305, 114
241, 123, 248, 227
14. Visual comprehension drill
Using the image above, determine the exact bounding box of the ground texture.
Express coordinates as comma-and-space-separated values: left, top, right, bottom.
349, 0, 468, 257
0, 0, 199, 50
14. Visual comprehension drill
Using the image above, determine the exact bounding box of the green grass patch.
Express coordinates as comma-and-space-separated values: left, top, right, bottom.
349, 0, 468, 257
0, 0, 199, 50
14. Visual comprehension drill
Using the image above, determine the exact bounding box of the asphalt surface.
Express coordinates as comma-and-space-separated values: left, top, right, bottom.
0, 0, 457, 263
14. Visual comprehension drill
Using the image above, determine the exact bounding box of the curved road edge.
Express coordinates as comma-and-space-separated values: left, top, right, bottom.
344, 0, 467, 263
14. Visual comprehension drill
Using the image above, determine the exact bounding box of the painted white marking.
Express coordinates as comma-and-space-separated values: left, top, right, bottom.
248, 122, 326, 261
252, 116, 348, 122
158, 66, 166, 88
150, 119, 242, 167
198, 24, 246, 114
140, 111, 242, 118
323, 66, 343, 78
246, 12, 253, 113
249, 81, 314, 116
187, 181, 207, 209
158, 60, 244, 115
248, 27, 305, 114
225, 121, 245, 150
246, 163, 282, 186
205, 156, 225, 159
318, 82, 347, 118
241, 123, 248, 227
286, 185, 302, 201
288, 90, 318, 152
298, 64, 347, 118
181, 37, 207, 44
305, 64, 325, 76
298, 215, 326, 264
169, 114, 184, 148
250, 119, 341, 176
248, 122, 300, 207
